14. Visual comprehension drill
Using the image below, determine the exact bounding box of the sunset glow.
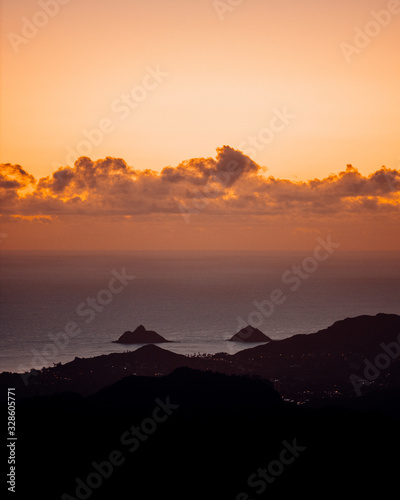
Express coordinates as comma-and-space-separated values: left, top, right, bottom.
1, 0, 400, 250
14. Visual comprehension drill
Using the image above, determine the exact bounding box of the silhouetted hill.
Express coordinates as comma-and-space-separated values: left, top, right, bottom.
6, 366, 400, 499
0, 344, 191, 400
232, 313, 400, 399
241, 313, 400, 356
114, 324, 172, 343
89, 366, 281, 409
228, 324, 272, 342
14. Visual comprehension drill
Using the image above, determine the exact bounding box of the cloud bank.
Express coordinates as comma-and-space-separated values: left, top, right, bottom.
1, 146, 400, 221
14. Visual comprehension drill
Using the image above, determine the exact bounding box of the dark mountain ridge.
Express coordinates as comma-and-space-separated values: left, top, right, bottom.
7, 365, 400, 499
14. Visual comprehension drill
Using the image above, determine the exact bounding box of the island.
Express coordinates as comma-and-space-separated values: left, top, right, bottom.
113, 324, 173, 344
228, 324, 272, 342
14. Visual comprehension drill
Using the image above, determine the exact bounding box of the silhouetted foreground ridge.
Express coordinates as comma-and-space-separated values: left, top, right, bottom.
8, 365, 400, 499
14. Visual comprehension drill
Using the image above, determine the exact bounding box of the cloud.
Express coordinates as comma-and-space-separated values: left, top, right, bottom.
0, 163, 36, 195
0, 163, 36, 210
161, 146, 259, 186
1, 148, 399, 220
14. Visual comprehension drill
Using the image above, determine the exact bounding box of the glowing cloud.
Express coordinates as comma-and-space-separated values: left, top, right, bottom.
1, 148, 399, 224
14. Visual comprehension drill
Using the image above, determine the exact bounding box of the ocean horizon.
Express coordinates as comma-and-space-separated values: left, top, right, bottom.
1, 249, 400, 373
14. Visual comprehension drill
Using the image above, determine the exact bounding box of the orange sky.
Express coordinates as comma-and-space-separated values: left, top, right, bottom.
1, 0, 400, 250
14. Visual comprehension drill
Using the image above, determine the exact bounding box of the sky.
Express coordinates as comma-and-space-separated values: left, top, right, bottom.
1, 0, 399, 250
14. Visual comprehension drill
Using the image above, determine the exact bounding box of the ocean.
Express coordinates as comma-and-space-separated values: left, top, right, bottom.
1, 250, 400, 373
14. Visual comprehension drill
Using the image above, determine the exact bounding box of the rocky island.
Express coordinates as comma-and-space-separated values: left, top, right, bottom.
228, 324, 272, 342
113, 324, 173, 344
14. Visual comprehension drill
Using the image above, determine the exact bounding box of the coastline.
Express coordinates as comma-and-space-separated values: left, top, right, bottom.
2, 313, 400, 404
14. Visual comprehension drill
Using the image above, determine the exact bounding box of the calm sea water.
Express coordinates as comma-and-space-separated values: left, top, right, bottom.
1, 250, 400, 373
